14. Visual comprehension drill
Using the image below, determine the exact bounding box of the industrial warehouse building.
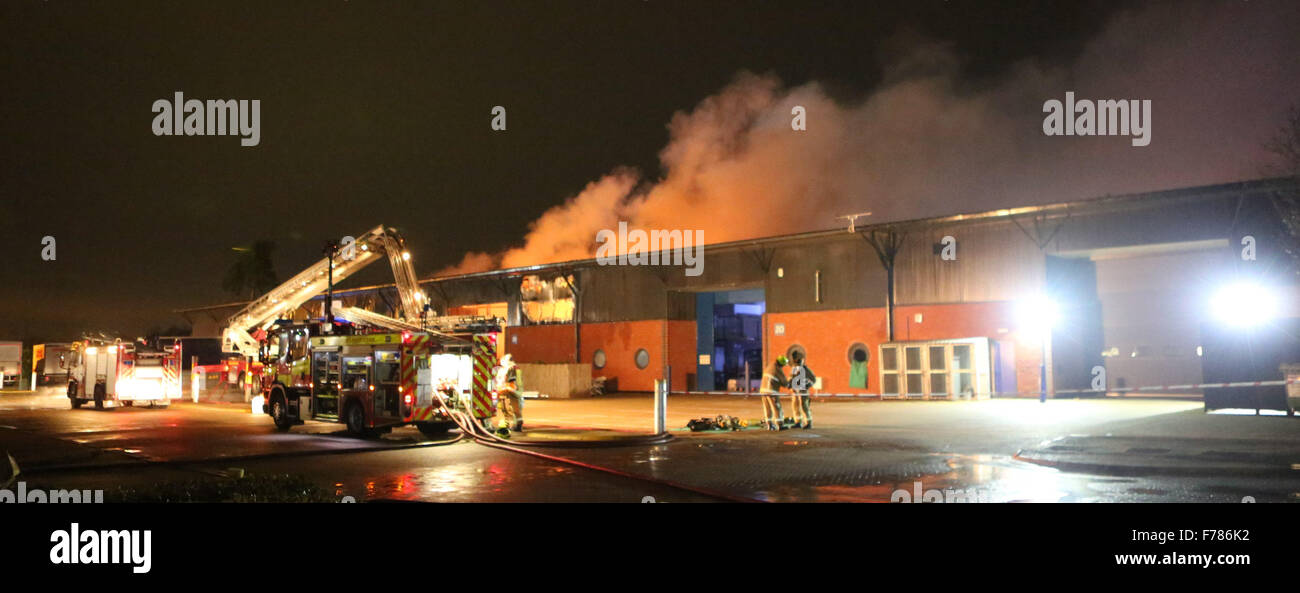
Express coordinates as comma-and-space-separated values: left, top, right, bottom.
180, 178, 1300, 399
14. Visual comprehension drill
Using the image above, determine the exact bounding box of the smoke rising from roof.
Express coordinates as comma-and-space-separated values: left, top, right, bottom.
438, 0, 1300, 277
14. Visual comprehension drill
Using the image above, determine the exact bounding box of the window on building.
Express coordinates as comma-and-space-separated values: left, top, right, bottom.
880, 345, 900, 395
904, 346, 924, 396
786, 344, 807, 365
634, 348, 650, 370
848, 342, 869, 364
952, 344, 974, 397
593, 349, 607, 370
928, 345, 947, 395
880, 340, 986, 399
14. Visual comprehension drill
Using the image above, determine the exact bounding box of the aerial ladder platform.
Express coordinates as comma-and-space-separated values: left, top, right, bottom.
222, 225, 429, 357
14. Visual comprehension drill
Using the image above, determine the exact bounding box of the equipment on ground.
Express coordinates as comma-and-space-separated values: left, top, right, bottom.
686, 415, 747, 432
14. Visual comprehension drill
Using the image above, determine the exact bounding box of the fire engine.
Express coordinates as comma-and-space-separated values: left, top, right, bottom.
261, 325, 499, 436
218, 224, 504, 434
66, 339, 182, 409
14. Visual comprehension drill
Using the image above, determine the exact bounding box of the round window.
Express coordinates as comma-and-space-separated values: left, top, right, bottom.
592, 349, 607, 370
785, 344, 807, 365
634, 348, 650, 370
848, 342, 870, 364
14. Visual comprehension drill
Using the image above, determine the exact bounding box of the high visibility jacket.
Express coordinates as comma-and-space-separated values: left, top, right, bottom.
760, 361, 788, 394
790, 364, 817, 394
496, 365, 519, 394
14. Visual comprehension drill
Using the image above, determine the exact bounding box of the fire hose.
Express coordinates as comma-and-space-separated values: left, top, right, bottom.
428, 391, 757, 502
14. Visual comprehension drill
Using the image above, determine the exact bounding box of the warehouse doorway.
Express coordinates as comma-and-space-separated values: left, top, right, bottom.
695, 288, 764, 391
1055, 240, 1230, 396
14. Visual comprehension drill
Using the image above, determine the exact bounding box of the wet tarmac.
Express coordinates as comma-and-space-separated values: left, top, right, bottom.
7, 390, 1300, 502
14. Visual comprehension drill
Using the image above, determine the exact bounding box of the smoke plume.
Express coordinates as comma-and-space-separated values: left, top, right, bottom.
438, 0, 1300, 277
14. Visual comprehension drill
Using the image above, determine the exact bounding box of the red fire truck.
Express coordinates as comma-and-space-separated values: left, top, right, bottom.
66, 339, 183, 409
261, 325, 499, 436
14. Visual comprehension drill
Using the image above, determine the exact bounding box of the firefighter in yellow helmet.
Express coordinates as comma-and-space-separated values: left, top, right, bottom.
759, 355, 789, 431
494, 354, 523, 437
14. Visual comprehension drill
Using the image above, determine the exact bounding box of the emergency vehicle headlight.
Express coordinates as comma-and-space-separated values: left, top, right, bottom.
86, 347, 99, 355
107, 346, 118, 354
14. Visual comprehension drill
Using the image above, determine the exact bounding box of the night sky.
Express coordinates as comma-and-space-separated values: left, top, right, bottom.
3, 1, 1297, 340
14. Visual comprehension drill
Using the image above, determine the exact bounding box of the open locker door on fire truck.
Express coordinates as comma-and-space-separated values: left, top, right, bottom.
311, 349, 340, 420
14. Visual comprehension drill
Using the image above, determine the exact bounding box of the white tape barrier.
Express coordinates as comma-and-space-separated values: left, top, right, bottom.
669, 378, 1296, 399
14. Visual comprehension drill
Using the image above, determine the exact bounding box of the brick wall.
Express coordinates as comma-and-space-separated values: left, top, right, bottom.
766, 302, 1043, 396
505, 303, 1045, 396
505, 320, 695, 392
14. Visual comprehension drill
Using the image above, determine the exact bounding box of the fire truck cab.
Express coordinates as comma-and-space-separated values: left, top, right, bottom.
66, 339, 182, 409
262, 326, 480, 436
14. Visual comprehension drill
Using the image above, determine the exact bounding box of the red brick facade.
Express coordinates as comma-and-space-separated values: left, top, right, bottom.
504, 320, 695, 392
504, 302, 1044, 395
766, 302, 1043, 396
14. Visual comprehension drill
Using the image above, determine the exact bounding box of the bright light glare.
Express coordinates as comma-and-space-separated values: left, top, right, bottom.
118, 378, 164, 399
1016, 295, 1059, 333
1210, 282, 1278, 327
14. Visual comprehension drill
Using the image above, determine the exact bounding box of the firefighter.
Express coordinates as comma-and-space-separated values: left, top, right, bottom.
759, 355, 789, 430
788, 354, 816, 429
494, 354, 523, 436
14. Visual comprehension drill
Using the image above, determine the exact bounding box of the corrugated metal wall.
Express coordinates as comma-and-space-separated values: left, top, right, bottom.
764, 235, 887, 313
403, 190, 1273, 323
894, 221, 1045, 305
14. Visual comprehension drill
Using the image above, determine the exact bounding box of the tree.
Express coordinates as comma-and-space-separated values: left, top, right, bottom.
222, 241, 280, 300
1264, 102, 1300, 274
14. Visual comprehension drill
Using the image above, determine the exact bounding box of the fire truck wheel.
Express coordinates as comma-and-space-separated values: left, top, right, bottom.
345, 402, 371, 437
270, 394, 292, 431
93, 384, 106, 409
70, 398, 82, 409
122, 401, 134, 407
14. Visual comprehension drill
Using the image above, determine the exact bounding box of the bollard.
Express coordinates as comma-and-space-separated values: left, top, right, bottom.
243, 356, 253, 403
191, 356, 200, 403
653, 379, 667, 435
